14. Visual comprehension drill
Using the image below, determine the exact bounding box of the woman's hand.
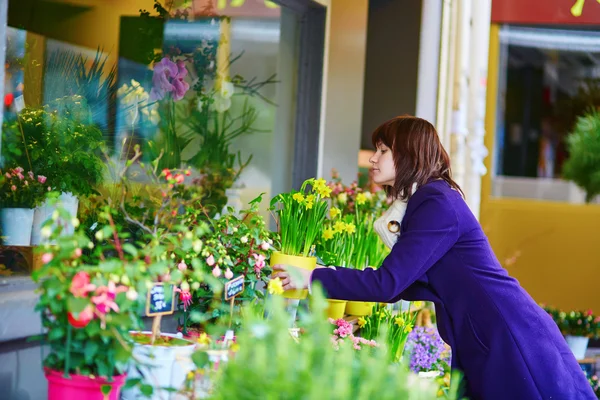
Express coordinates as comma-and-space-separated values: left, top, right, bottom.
272, 264, 326, 291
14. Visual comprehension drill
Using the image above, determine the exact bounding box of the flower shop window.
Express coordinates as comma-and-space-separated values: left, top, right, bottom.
492, 25, 600, 204
0, 0, 326, 256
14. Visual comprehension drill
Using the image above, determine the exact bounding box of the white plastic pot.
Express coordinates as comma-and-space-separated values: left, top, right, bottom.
565, 335, 589, 360
1, 208, 34, 246
122, 331, 196, 400
31, 192, 79, 245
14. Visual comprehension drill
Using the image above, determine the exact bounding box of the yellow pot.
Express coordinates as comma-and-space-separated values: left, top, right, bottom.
326, 299, 347, 320
270, 252, 316, 299
345, 301, 374, 316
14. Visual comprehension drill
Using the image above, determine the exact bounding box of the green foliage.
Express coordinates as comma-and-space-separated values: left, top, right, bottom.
201, 289, 451, 400
270, 178, 330, 257
542, 305, 600, 338
2, 101, 106, 197
562, 110, 600, 202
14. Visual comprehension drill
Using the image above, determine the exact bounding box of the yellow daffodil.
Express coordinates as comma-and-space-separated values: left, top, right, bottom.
356, 192, 367, 205
329, 207, 341, 219
268, 277, 284, 295
344, 222, 356, 235
313, 178, 327, 190
322, 228, 335, 241
404, 322, 414, 333
357, 317, 367, 327
305, 201, 314, 210
394, 316, 405, 327
293, 193, 305, 203
413, 301, 424, 309
306, 194, 316, 203
333, 220, 346, 233
187, 371, 195, 380
197, 332, 211, 345
318, 185, 332, 198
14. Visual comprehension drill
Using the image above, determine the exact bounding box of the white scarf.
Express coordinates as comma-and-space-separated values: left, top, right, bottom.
373, 183, 417, 249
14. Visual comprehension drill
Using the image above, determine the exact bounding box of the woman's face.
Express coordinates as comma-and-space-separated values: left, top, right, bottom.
369, 142, 396, 187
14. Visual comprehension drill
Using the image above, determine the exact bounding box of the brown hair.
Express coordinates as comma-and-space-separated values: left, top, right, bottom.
371, 115, 463, 201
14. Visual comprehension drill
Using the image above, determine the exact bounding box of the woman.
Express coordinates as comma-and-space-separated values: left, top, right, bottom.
273, 116, 595, 400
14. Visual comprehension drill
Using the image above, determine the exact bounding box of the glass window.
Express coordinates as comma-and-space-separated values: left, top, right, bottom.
0, 0, 323, 272
493, 26, 600, 203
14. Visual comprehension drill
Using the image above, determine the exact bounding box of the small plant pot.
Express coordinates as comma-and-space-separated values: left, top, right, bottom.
122, 331, 196, 400
0, 208, 34, 246
31, 192, 79, 245
326, 299, 347, 320
345, 301, 374, 316
565, 335, 589, 360
270, 252, 316, 299
45, 368, 126, 400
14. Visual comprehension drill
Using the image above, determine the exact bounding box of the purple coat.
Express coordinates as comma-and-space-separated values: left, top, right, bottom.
312, 180, 595, 400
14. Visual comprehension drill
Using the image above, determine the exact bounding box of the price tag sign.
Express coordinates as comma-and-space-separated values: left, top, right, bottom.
224, 276, 244, 301
146, 283, 175, 317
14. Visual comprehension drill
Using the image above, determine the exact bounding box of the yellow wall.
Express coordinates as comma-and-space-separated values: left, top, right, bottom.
481, 24, 600, 312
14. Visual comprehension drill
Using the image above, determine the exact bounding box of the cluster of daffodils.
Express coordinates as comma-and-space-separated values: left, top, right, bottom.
270, 178, 330, 257
358, 303, 418, 363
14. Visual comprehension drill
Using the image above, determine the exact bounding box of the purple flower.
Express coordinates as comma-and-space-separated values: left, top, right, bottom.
150, 57, 190, 102
406, 326, 451, 374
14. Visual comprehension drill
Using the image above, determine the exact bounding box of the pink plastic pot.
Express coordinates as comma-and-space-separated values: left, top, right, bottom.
45, 368, 126, 400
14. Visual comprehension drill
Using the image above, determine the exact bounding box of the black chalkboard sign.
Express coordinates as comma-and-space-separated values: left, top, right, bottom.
224, 276, 244, 301
145, 283, 175, 316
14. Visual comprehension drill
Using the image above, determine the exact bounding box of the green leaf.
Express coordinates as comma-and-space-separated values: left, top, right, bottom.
192, 350, 209, 368
122, 243, 138, 257
48, 327, 65, 341
84, 340, 99, 363
140, 384, 154, 396
124, 377, 142, 389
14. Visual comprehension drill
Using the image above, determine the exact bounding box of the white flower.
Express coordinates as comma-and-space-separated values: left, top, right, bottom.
240, 236, 248, 244
95, 231, 104, 241
197, 98, 204, 112
126, 288, 138, 301
193, 240, 203, 253
337, 193, 348, 204
41, 226, 52, 239
213, 94, 231, 113
71, 218, 80, 228
220, 81, 235, 99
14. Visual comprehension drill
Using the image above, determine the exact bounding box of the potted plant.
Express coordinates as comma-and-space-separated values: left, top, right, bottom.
32, 209, 145, 400
0, 166, 48, 245
2, 98, 106, 244
269, 178, 330, 299
543, 305, 600, 360
562, 109, 600, 203
177, 194, 278, 338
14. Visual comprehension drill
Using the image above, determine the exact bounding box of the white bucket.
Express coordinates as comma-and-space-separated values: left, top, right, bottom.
1, 208, 34, 246
122, 331, 196, 400
565, 335, 589, 360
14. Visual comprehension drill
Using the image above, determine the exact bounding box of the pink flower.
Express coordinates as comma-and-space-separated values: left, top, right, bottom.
37, 175, 47, 184
212, 266, 222, 278
150, 57, 190, 101
14, 167, 23, 173
260, 242, 270, 251
206, 255, 215, 266
73, 248, 82, 258
4, 172, 10, 179
28, 171, 34, 179
174, 174, 184, 184
70, 272, 96, 298
175, 287, 193, 310
23, 180, 28, 186
91, 281, 127, 315
253, 253, 266, 276
178, 261, 188, 271
41, 253, 53, 264
224, 268, 233, 280
47, 186, 51, 191
16, 173, 24, 180
10, 185, 16, 191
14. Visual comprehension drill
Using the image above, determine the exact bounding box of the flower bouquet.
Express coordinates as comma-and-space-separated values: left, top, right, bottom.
542, 305, 600, 359
0, 166, 49, 245
269, 178, 330, 299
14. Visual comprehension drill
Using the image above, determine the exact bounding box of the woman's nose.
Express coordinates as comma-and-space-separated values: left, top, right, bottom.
369, 153, 377, 164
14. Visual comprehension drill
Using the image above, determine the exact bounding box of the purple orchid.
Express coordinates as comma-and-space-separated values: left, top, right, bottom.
150, 57, 190, 102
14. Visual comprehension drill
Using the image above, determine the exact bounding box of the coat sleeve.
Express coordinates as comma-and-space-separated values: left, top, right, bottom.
311, 188, 459, 302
